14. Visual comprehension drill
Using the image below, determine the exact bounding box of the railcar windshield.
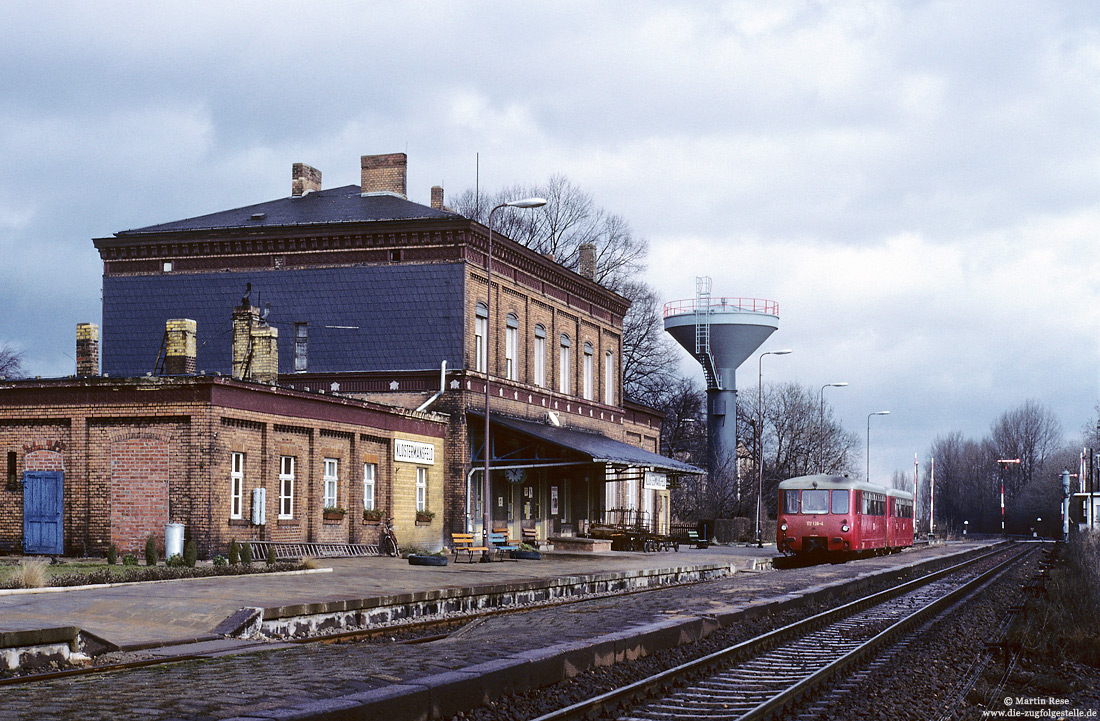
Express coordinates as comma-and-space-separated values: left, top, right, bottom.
801, 489, 830, 514
831, 489, 849, 514
782, 490, 800, 514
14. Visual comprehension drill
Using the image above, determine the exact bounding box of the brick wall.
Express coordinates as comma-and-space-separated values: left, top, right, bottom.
0, 378, 447, 558
109, 436, 170, 554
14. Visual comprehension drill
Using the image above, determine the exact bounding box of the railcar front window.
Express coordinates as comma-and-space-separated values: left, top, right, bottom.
831, 489, 849, 514
783, 490, 800, 514
802, 489, 830, 514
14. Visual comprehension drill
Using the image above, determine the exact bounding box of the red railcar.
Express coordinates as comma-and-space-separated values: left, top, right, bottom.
777, 474, 914, 558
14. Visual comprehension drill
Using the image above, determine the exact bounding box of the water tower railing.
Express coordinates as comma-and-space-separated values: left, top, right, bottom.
663, 297, 779, 317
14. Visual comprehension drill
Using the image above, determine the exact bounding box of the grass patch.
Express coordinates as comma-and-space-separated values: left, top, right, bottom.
1018, 535, 1100, 667
0, 556, 310, 589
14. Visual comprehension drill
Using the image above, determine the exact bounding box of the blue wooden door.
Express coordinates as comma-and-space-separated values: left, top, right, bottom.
23, 471, 64, 555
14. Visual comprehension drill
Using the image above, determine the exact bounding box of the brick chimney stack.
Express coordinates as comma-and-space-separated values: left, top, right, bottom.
291, 163, 321, 197
164, 319, 197, 375
232, 303, 279, 385
431, 185, 444, 210
578, 243, 597, 281
76, 323, 99, 377
361, 153, 407, 197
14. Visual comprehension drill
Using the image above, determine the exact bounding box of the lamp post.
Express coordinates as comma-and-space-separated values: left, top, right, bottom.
866, 411, 890, 483
756, 349, 792, 548
995, 458, 1020, 537
482, 197, 547, 561
818, 382, 847, 473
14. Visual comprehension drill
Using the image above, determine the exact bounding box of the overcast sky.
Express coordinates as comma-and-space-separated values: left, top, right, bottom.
2, 1, 1099, 483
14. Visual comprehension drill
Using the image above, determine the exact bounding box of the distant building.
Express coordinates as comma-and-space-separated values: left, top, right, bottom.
81, 153, 700, 550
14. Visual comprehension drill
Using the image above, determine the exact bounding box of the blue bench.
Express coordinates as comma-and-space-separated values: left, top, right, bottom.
488, 532, 519, 560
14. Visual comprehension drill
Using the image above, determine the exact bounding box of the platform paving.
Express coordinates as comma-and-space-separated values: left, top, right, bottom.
0, 541, 1000, 721
0, 546, 767, 649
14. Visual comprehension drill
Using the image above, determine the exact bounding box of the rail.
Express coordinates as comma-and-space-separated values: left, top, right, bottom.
663, 297, 779, 317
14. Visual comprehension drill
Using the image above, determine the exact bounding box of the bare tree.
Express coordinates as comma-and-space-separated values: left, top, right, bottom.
0, 342, 24, 379
451, 175, 648, 291
737, 381, 859, 523
988, 399, 1063, 499
619, 280, 681, 405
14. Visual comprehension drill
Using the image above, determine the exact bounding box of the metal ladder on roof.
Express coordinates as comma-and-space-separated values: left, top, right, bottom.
694, 276, 720, 389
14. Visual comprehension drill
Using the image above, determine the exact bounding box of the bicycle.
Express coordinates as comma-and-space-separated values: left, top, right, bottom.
379, 518, 399, 557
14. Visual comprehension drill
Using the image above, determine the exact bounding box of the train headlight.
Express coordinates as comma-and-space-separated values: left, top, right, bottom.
841, 524, 850, 533
780, 522, 787, 531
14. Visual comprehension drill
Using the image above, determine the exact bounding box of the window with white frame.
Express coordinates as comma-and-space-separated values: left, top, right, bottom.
533, 325, 546, 388
474, 302, 488, 373
416, 467, 428, 512
363, 462, 376, 511
323, 458, 339, 509
559, 334, 571, 394
583, 342, 594, 400
505, 314, 519, 380
604, 351, 615, 405
230, 452, 244, 519
278, 456, 295, 519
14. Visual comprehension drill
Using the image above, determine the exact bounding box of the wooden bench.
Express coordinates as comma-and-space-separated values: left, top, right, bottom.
521, 527, 541, 549
452, 533, 489, 563
488, 532, 519, 560
686, 530, 709, 549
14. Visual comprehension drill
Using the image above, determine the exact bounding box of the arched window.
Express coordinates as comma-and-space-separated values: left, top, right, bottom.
505, 314, 519, 381
582, 342, 594, 400
604, 350, 615, 405
533, 324, 547, 388
559, 334, 571, 394
474, 302, 488, 373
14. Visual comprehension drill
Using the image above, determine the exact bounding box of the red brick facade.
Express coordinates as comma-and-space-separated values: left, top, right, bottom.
0, 377, 446, 557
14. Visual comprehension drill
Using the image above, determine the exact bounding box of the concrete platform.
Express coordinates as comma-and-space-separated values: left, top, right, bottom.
0, 545, 772, 652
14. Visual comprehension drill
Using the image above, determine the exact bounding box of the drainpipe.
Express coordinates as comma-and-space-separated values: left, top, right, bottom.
415, 361, 447, 413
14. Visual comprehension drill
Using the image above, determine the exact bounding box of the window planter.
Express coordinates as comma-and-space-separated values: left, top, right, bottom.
362, 510, 384, 524
415, 511, 435, 525
322, 508, 346, 521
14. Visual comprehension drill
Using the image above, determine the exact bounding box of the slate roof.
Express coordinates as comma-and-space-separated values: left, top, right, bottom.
115, 185, 461, 236
477, 412, 704, 476
102, 264, 465, 377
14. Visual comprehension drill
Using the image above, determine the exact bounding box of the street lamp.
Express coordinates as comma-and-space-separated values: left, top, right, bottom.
482, 197, 547, 561
756, 349, 792, 547
866, 411, 890, 483
818, 382, 847, 473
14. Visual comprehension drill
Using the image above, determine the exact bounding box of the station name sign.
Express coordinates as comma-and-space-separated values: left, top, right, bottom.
394, 439, 435, 465
644, 471, 668, 490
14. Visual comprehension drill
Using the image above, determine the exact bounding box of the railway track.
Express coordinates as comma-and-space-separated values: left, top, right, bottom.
532, 544, 1031, 721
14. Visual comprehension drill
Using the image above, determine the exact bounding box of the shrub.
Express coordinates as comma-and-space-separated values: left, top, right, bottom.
106, 543, 118, 566
266, 545, 277, 566
212, 555, 227, 567
165, 554, 186, 568
144, 535, 158, 567
122, 553, 138, 566
240, 542, 253, 565
228, 539, 240, 566
183, 539, 197, 568
13, 559, 47, 589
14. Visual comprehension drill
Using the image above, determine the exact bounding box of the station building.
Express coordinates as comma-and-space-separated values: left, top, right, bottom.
0, 372, 446, 558
2, 152, 698, 557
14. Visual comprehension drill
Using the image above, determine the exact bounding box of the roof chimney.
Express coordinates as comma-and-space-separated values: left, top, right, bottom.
164, 319, 197, 375
431, 185, 444, 210
361, 153, 407, 197
76, 323, 99, 377
232, 303, 278, 385
578, 243, 597, 281
292, 163, 321, 197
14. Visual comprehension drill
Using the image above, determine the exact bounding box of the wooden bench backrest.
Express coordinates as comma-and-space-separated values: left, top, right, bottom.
453, 533, 476, 546
488, 532, 512, 545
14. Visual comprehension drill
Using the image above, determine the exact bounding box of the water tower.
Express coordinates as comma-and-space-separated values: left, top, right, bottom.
663, 277, 780, 481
